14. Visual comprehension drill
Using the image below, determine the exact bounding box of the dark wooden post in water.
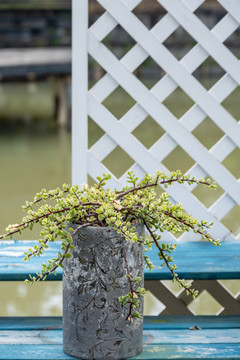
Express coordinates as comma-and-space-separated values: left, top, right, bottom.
0, 48, 71, 128
52, 76, 71, 128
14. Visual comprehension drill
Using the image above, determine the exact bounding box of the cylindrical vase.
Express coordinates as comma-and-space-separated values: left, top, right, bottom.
63, 223, 144, 360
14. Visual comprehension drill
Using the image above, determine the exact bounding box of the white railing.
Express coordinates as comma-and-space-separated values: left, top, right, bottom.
72, 0, 240, 314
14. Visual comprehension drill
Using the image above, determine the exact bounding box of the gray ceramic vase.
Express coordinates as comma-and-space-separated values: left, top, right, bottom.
63, 223, 144, 360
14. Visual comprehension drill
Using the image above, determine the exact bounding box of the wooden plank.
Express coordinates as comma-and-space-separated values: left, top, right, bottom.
0, 64, 71, 80
0, 345, 71, 360
143, 329, 240, 344
1, 316, 240, 330
0, 316, 240, 359
144, 316, 240, 329
0, 48, 71, 80
0, 342, 240, 359
0, 48, 71, 67
0, 317, 62, 330
0, 241, 62, 281
0, 330, 61, 345
137, 344, 240, 359
1, 241, 240, 281
0, 0, 71, 10
1, 328, 240, 345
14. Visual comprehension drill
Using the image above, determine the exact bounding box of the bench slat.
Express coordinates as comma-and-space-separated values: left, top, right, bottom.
0, 344, 240, 359
0, 316, 240, 359
0, 240, 240, 281
1, 329, 240, 345
1, 315, 240, 330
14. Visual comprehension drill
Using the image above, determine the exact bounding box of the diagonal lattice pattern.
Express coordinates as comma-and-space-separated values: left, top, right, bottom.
73, 0, 240, 315
145, 280, 240, 315
83, 0, 240, 243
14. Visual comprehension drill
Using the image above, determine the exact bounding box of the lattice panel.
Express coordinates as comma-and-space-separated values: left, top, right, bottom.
73, 0, 240, 242
145, 279, 240, 315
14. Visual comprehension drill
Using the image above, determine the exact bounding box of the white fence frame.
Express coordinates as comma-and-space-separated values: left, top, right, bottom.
72, 0, 240, 315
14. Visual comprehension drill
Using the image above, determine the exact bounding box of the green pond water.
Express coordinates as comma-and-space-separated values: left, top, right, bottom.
0, 81, 239, 316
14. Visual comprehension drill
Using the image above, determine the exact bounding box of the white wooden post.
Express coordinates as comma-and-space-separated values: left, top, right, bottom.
72, 0, 88, 185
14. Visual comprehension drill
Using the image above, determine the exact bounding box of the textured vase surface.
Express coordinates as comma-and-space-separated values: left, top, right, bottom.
63, 223, 144, 360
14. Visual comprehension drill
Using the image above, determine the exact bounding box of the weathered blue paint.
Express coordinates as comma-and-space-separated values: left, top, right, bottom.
143, 315, 240, 329
0, 240, 240, 281
5, 328, 240, 346
1, 241, 240, 359
0, 344, 240, 359
0, 240, 62, 281
0, 317, 62, 330
1, 316, 239, 331
0, 317, 240, 359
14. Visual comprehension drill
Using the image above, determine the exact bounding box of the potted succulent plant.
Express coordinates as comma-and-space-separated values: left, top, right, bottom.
0, 170, 219, 360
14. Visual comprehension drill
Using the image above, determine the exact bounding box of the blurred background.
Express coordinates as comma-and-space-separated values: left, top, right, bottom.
0, 0, 239, 317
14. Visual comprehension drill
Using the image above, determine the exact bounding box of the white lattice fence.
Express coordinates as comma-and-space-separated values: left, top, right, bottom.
145, 279, 240, 315
72, 0, 240, 314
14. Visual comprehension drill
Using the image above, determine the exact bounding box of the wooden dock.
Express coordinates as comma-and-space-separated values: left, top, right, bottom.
0, 47, 71, 127
0, 48, 71, 80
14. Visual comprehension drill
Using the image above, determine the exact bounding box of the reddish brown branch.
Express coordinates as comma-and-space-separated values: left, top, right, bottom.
116, 177, 212, 199
122, 241, 135, 321
1, 202, 103, 240
143, 219, 197, 297
164, 210, 218, 245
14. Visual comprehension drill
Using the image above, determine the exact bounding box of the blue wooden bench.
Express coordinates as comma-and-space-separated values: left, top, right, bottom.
0, 240, 240, 359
